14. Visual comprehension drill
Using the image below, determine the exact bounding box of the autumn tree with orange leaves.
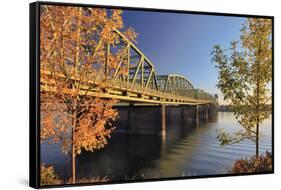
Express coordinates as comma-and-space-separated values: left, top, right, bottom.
40, 5, 137, 184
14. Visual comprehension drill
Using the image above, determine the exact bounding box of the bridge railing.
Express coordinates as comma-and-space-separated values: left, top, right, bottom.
41, 69, 216, 103
111, 78, 216, 103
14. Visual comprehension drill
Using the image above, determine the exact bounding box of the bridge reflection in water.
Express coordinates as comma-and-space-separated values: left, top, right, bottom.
41, 108, 218, 180
41, 112, 271, 180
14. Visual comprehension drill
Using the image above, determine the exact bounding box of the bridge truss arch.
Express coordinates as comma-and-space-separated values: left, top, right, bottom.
157, 74, 196, 98
41, 26, 216, 105
110, 29, 159, 91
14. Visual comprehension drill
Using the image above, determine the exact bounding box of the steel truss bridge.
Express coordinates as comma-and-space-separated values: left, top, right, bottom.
41, 29, 216, 105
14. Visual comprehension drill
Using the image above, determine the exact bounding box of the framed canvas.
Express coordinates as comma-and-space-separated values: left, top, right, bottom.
29, 1, 274, 188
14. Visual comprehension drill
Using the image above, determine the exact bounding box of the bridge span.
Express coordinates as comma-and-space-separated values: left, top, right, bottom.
40, 28, 218, 136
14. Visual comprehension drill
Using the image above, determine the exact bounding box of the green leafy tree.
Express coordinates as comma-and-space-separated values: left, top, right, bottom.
211, 18, 272, 158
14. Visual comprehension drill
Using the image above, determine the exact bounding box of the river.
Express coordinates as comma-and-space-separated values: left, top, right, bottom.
41, 112, 272, 181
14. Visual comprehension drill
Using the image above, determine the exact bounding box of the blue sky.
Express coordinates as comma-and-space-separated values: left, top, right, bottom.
121, 10, 246, 98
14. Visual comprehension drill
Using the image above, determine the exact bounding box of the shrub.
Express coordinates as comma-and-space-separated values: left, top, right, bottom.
230, 151, 272, 173
40, 163, 109, 186
40, 164, 62, 186
68, 176, 109, 184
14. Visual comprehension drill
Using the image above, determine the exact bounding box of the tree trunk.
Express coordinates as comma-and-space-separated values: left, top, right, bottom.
256, 120, 259, 158
72, 113, 77, 183
72, 7, 82, 184
255, 40, 261, 159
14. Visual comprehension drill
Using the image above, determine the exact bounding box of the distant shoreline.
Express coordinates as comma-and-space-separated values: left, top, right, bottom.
218, 105, 271, 112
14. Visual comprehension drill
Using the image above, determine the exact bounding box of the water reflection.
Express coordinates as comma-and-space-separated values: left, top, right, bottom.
41, 112, 272, 181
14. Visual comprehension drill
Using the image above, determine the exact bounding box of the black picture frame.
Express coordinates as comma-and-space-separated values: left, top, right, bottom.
30, 1, 274, 188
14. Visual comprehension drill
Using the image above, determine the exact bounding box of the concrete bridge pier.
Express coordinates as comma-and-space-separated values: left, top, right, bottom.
115, 103, 216, 136
179, 105, 199, 125
207, 104, 217, 120
160, 104, 166, 137
205, 104, 209, 121
197, 104, 218, 122
209, 104, 214, 119
122, 104, 167, 137
198, 104, 209, 121
127, 103, 134, 132
194, 105, 199, 125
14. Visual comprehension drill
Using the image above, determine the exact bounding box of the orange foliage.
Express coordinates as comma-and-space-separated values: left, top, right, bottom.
40, 5, 137, 157
41, 164, 62, 186
74, 98, 118, 155
230, 151, 272, 173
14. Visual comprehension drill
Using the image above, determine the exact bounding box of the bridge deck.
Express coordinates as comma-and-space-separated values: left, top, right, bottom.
41, 70, 215, 105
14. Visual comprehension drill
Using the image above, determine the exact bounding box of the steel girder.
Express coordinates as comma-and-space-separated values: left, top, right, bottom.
104, 29, 215, 102
157, 74, 196, 97
41, 25, 216, 104
110, 29, 159, 91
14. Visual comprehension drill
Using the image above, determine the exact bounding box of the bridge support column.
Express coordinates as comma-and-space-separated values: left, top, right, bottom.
194, 105, 199, 125
205, 104, 209, 121
127, 103, 134, 132
180, 105, 199, 124
180, 106, 185, 124
210, 104, 214, 118
180, 106, 184, 121
160, 104, 166, 137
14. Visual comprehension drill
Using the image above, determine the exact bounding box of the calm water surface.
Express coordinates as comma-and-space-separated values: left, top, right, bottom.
41, 112, 272, 181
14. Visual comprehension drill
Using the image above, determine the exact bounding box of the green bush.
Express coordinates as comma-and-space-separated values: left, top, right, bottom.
230, 151, 272, 173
